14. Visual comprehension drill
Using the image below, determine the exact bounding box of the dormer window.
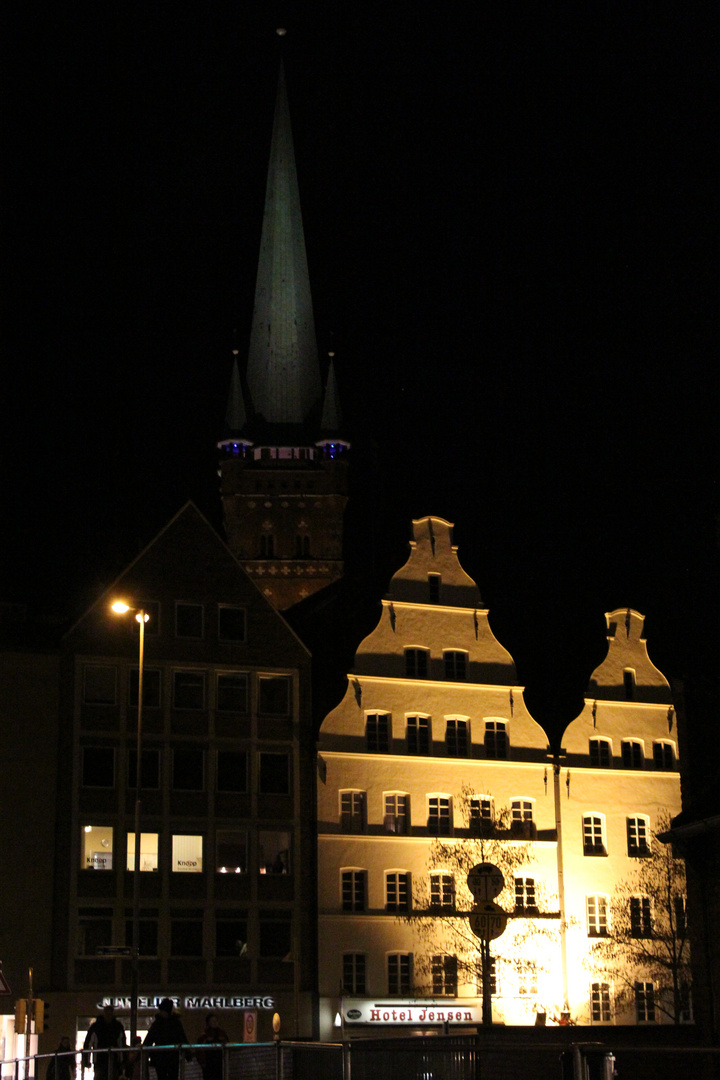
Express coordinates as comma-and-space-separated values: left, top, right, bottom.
443, 650, 467, 681
428, 574, 441, 603
623, 668, 636, 701
405, 648, 429, 679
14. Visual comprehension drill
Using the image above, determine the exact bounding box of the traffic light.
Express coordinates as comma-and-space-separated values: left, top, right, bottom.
14, 999, 26, 1033
34, 1000, 44, 1031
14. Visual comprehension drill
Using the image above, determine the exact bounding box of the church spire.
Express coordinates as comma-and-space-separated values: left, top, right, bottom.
245, 62, 322, 427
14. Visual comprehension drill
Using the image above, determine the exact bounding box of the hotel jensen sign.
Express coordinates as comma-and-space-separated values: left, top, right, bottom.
344, 1001, 481, 1026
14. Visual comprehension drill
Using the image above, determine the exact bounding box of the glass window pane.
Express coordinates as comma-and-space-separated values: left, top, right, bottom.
216, 831, 247, 874
176, 603, 203, 639
81, 826, 114, 870
171, 919, 203, 956
172, 748, 204, 791
173, 671, 205, 710
128, 749, 160, 789
126, 832, 159, 872
216, 916, 248, 957
217, 673, 248, 713
259, 830, 291, 875
217, 750, 248, 793
82, 747, 115, 787
258, 753, 290, 794
172, 834, 203, 873
83, 665, 117, 705
258, 676, 290, 715
218, 607, 246, 642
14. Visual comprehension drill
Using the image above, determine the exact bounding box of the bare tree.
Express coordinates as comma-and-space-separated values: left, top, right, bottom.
588, 812, 691, 1023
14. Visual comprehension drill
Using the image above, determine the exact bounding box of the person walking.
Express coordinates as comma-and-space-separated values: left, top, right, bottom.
83, 1005, 127, 1080
196, 1015, 228, 1080
143, 999, 190, 1080
47, 1036, 76, 1080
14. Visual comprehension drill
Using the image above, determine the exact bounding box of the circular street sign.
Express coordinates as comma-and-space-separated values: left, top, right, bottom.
467, 863, 504, 902
469, 902, 508, 941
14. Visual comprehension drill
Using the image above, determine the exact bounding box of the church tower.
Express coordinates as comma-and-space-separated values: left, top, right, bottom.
218, 63, 350, 611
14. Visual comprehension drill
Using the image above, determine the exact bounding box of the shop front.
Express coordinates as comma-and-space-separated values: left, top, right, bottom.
320, 997, 483, 1041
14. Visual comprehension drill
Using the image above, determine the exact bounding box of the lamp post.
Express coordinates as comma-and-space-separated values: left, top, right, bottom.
110, 601, 148, 1044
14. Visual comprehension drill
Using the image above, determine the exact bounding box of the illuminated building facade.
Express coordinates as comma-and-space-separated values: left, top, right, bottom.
316, 516, 682, 1037
218, 65, 349, 612
2, 504, 316, 1050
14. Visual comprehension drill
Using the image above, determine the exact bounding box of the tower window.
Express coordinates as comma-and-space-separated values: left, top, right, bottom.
295, 535, 310, 557
260, 534, 275, 558
623, 668, 636, 700
428, 574, 441, 603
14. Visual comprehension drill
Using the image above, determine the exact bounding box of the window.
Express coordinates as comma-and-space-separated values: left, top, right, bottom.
623, 668, 636, 700
630, 896, 652, 938
217, 750, 248, 793
218, 605, 246, 642
366, 713, 390, 753
583, 814, 607, 856
128, 749, 160, 789
385, 872, 410, 912
635, 981, 656, 1023
432, 955, 457, 997
216, 911, 248, 957
260, 534, 275, 558
129, 668, 161, 709
679, 985, 693, 1024
83, 665, 117, 705
82, 747, 114, 788
674, 895, 687, 936
343, 953, 366, 995
591, 982, 611, 1023
407, 715, 430, 754
172, 834, 203, 873
342, 870, 366, 912
511, 800, 535, 838
589, 738, 612, 768
176, 602, 203, 639
405, 648, 429, 678
485, 721, 508, 759
621, 740, 644, 769
430, 873, 455, 910
470, 796, 494, 834
172, 748, 204, 791
627, 816, 651, 857
428, 574, 441, 603
295, 534, 310, 557
126, 832, 158, 872
388, 953, 412, 995
258, 752, 290, 795
80, 826, 113, 870
258, 675, 290, 715
217, 673, 248, 713
78, 909, 112, 955
428, 796, 451, 836
445, 719, 469, 757
514, 877, 538, 913
124, 914, 158, 956
518, 963, 537, 996
384, 793, 409, 834
653, 741, 675, 771
259, 830, 291, 874
171, 915, 204, 956
341, 791, 366, 833
587, 895, 609, 937
173, 671, 205, 710
216, 830, 247, 874
443, 651, 467, 681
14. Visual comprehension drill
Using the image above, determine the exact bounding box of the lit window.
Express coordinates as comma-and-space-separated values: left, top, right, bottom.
591, 982, 611, 1023
172, 834, 203, 873
217, 673, 248, 713
635, 981, 656, 1022
173, 671, 205, 710
405, 648, 429, 678
583, 814, 607, 856
259, 830, 291, 875
469, 796, 494, 834
443, 651, 467, 681
216, 830, 247, 874
445, 719, 469, 757
485, 721, 508, 759
126, 832, 159, 872
388, 953, 412, 995
621, 740, 644, 769
258, 675, 290, 715
627, 816, 651, 857
341, 870, 366, 912
258, 752, 290, 795
428, 796, 452, 836
407, 715, 430, 754
341, 791, 366, 833
430, 873, 455, 910
653, 741, 675, 771
82, 747, 115, 788
216, 912, 248, 957
514, 877, 537, 913
587, 895, 609, 937
630, 896, 652, 938
83, 665, 117, 705
385, 872, 410, 912
129, 668, 161, 709
176, 602, 203, 639
366, 713, 390, 753
432, 955, 457, 997
80, 825, 113, 871
589, 738, 612, 768
511, 800, 535, 838
172, 748, 204, 791
343, 953, 366, 995
384, 793, 409, 834
518, 962, 537, 996
218, 605, 246, 642
216, 750, 248, 793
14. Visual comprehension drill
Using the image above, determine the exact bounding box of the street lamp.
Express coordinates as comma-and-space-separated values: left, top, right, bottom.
110, 601, 149, 1044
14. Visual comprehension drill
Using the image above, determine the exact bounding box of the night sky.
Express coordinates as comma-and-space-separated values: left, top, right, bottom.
3, 6, 718, 753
